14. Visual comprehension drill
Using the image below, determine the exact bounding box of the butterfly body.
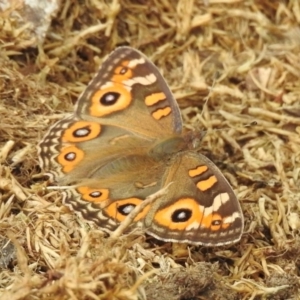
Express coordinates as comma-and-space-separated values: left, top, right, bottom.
38, 47, 243, 246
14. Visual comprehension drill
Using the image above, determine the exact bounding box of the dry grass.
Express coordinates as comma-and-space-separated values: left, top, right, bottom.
1, 0, 300, 299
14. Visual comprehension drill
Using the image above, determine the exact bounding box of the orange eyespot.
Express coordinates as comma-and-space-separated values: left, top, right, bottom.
104, 198, 149, 222
154, 198, 201, 230
62, 121, 101, 143
77, 187, 109, 203
90, 84, 132, 117
203, 214, 222, 231
113, 61, 133, 81
57, 145, 84, 173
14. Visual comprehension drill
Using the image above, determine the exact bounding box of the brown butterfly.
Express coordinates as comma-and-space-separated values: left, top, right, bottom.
38, 47, 243, 246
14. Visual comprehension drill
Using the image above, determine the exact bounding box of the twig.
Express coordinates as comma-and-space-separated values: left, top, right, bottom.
110, 183, 172, 239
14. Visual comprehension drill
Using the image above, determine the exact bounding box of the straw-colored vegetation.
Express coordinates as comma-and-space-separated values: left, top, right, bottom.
1, 0, 300, 299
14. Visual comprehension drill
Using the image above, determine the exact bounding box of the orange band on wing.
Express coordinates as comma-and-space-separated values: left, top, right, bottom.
152, 107, 171, 120
145, 92, 166, 106
196, 175, 217, 191
188, 165, 208, 177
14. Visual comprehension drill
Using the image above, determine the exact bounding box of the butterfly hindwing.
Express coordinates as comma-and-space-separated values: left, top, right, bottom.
145, 151, 243, 246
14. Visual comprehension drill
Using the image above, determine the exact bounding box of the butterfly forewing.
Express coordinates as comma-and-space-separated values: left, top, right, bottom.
75, 47, 182, 139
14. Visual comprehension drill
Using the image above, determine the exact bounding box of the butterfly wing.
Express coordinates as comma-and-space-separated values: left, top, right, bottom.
145, 151, 244, 246
75, 46, 182, 139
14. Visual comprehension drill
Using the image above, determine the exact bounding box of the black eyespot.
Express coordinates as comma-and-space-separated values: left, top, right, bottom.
73, 126, 91, 138
171, 209, 192, 223
120, 67, 128, 74
100, 92, 120, 105
65, 152, 76, 161
117, 204, 136, 216
90, 191, 102, 198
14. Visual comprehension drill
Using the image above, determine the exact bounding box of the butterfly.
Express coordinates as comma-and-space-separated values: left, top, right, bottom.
38, 47, 243, 246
